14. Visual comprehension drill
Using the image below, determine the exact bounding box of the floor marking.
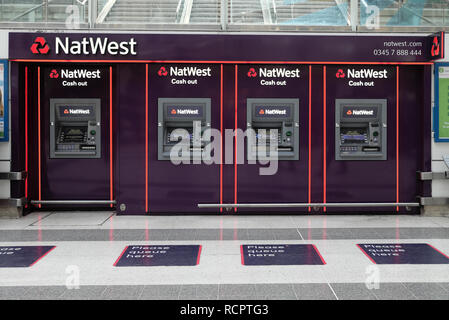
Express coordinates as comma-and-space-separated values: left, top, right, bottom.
328, 283, 339, 300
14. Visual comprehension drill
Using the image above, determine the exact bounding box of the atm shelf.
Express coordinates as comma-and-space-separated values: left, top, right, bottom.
30, 200, 116, 205
198, 202, 420, 209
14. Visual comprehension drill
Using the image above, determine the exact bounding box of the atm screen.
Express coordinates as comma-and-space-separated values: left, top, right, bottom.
340, 127, 368, 144
58, 126, 87, 143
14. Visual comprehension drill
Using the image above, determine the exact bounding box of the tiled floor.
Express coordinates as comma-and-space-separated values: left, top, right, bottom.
0, 211, 448, 300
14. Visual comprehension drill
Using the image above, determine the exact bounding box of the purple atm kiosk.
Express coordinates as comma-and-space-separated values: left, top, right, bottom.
7, 32, 443, 215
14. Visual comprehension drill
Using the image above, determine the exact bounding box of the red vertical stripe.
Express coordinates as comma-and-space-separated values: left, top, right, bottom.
356, 244, 377, 264
145, 64, 149, 213
396, 66, 399, 212
37, 67, 41, 208
196, 245, 202, 265
308, 65, 312, 212
25, 67, 28, 207
234, 65, 238, 213
220, 64, 223, 212
109, 67, 114, 207
323, 66, 326, 212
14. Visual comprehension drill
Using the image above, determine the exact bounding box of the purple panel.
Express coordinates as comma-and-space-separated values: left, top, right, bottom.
9, 33, 436, 62
241, 244, 325, 265
325, 65, 397, 212
116, 64, 146, 214
148, 64, 220, 213
40, 65, 110, 201
0, 246, 55, 267
236, 64, 309, 213
114, 245, 201, 266
358, 243, 449, 264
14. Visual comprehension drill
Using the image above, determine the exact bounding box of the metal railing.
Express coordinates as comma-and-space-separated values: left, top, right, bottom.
0, 0, 447, 31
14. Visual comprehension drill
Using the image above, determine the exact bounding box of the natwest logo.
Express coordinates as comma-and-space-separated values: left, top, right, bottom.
170, 108, 199, 115
59, 69, 101, 79
258, 67, 300, 78
31, 37, 50, 55
338, 68, 388, 79
431, 36, 440, 57
259, 109, 287, 115
49, 69, 59, 79
168, 66, 211, 77
346, 109, 374, 116
64, 108, 90, 115
248, 68, 257, 77
55, 37, 137, 55
336, 69, 346, 78
158, 67, 168, 77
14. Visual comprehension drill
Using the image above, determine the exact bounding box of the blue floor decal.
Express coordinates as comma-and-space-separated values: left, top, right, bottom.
241, 244, 326, 265
357, 243, 449, 264
0, 246, 56, 267
114, 245, 202, 267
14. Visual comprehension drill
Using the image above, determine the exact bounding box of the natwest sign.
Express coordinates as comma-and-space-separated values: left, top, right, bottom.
55, 37, 137, 55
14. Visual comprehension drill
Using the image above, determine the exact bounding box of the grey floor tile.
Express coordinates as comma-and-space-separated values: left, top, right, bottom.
43, 230, 109, 241
112, 230, 146, 241
218, 295, 260, 300
323, 229, 356, 240
23, 286, 67, 300
219, 284, 257, 296
101, 285, 144, 300
140, 295, 178, 300
402, 283, 449, 300
60, 286, 108, 300
330, 283, 377, 300
221, 229, 248, 240
271, 229, 302, 240
0, 230, 42, 242
297, 228, 328, 240
140, 285, 181, 299
292, 283, 337, 300
255, 283, 296, 296
0, 286, 31, 299
195, 229, 221, 240
167, 229, 197, 240
178, 285, 219, 300
247, 229, 275, 240
257, 295, 297, 300
394, 228, 444, 239
437, 283, 449, 292
371, 283, 417, 300
146, 229, 170, 241
346, 228, 385, 239
368, 228, 403, 239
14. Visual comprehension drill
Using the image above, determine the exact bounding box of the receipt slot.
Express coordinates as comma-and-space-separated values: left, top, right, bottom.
335, 99, 387, 161
247, 98, 299, 161
158, 98, 211, 161
50, 98, 101, 159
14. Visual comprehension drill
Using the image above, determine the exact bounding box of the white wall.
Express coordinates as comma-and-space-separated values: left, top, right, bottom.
432, 33, 449, 198
0, 30, 10, 199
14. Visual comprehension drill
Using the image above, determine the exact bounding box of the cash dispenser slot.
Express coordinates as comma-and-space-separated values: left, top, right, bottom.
247, 98, 299, 161
335, 99, 387, 161
50, 99, 101, 159
158, 98, 211, 161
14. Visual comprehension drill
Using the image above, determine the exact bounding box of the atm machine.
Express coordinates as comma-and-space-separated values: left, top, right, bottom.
335, 99, 387, 161
246, 98, 299, 160
158, 98, 211, 161
50, 98, 101, 159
